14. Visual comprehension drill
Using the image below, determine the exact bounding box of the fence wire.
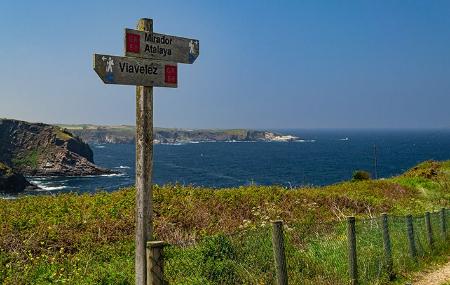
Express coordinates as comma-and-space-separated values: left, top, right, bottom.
285, 221, 348, 285
389, 215, 416, 275
355, 217, 387, 284
162, 209, 449, 284
164, 227, 275, 285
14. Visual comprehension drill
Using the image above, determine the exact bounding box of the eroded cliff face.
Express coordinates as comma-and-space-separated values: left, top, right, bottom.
0, 119, 111, 176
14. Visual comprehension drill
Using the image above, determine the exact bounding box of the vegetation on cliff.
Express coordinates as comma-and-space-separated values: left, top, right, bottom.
0, 160, 449, 284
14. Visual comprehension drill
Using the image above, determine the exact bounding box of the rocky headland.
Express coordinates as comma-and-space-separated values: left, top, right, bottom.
0, 119, 112, 180
59, 125, 299, 144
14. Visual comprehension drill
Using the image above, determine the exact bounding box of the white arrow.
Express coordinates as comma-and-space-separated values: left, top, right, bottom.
102, 56, 106, 61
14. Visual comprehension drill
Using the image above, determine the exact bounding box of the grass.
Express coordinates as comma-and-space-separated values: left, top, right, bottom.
0, 160, 449, 284
54, 127, 74, 141
11, 149, 41, 170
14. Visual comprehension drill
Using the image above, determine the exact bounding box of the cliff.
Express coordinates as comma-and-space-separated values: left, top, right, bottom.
0, 162, 37, 193
0, 119, 111, 176
59, 125, 299, 144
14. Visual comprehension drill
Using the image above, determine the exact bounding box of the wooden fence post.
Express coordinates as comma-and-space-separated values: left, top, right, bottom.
271, 220, 288, 285
381, 213, 394, 279
406, 215, 417, 261
347, 216, 358, 285
440, 208, 447, 240
146, 241, 166, 285
425, 212, 434, 250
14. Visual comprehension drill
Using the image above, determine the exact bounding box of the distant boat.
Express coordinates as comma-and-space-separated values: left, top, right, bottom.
339, 137, 349, 141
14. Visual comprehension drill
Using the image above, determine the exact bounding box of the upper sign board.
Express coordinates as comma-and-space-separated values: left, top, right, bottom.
93, 53, 177, 88
124, 28, 199, 64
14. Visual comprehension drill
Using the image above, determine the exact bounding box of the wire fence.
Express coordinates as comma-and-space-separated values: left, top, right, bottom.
284, 221, 349, 284
155, 209, 449, 284
164, 227, 275, 284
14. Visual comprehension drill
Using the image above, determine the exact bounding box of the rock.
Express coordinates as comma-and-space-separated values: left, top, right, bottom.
0, 119, 113, 176
0, 162, 37, 193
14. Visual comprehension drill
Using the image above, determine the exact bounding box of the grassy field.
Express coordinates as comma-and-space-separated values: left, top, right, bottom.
0, 160, 449, 284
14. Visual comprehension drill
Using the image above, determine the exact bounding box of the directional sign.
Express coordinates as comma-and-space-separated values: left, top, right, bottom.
93, 54, 177, 87
124, 28, 199, 64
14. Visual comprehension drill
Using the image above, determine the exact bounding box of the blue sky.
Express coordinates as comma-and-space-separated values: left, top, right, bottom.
0, 1, 449, 129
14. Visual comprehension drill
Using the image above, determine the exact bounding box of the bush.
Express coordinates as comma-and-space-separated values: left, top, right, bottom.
200, 234, 235, 261
199, 234, 239, 283
352, 170, 371, 181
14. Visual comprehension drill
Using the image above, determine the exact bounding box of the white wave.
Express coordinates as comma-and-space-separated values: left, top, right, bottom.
28, 178, 68, 191
100, 173, 126, 177
162, 140, 260, 144
161, 141, 203, 145
295, 139, 316, 143
225, 140, 257, 143
94, 145, 106, 148
166, 141, 200, 145
160, 142, 186, 146
339, 137, 349, 141
35, 185, 68, 191
28, 177, 49, 181
28, 179, 48, 185
115, 165, 131, 169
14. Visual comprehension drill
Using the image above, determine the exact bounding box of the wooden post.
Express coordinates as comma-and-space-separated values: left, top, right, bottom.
381, 213, 394, 279
271, 220, 288, 285
440, 208, 447, 240
347, 216, 358, 285
147, 241, 166, 285
135, 18, 154, 285
406, 215, 417, 261
425, 212, 434, 250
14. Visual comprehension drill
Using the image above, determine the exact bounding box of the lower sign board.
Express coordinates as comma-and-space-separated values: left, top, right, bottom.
93, 54, 177, 87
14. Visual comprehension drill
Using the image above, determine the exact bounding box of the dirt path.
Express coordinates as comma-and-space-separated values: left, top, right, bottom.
413, 260, 450, 285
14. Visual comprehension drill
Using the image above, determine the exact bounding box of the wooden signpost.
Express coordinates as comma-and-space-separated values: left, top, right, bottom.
125, 29, 199, 64
93, 18, 199, 285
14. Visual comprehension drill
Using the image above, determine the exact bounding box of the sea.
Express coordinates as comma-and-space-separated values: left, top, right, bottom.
3, 129, 450, 197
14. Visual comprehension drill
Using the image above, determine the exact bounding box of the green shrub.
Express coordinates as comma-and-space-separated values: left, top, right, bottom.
352, 170, 371, 181
199, 235, 238, 283
199, 234, 235, 261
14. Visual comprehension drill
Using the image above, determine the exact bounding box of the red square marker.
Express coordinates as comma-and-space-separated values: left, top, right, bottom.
126, 33, 140, 53
165, 65, 177, 84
